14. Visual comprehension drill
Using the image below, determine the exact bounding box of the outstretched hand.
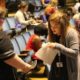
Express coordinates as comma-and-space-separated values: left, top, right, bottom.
21, 60, 37, 73
46, 42, 56, 48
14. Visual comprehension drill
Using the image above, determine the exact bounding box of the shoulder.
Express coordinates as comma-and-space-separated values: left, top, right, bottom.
66, 27, 78, 40
28, 35, 40, 42
32, 35, 41, 43
67, 28, 78, 35
33, 35, 40, 40
15, 10, 23, 17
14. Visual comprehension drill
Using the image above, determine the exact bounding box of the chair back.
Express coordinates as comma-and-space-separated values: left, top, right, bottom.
15, 35, 26, 51
22, 32, 31, 44
6, 17, 16, 29
2, 19, 10, 31
11, 38, 20, 54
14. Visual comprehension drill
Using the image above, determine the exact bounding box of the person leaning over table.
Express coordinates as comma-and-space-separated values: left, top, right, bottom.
47, 11, 79, 80
0, 8, 35, 80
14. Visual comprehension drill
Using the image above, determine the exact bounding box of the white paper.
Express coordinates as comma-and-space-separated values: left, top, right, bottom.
35, 43, 60, 65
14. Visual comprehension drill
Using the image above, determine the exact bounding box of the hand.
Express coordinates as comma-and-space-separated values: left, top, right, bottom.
21, 64, 32, 73
29, 19, 37, 24
46, 42, 56, 48
21, 60, 37, 73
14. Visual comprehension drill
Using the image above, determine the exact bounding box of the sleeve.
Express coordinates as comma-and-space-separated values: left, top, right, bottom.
15, 11, 30, 25
55, 30, 79, 58
0, 32, 15, 60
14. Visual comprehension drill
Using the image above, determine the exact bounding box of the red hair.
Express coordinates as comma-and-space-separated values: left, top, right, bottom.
45, 6, 56, 14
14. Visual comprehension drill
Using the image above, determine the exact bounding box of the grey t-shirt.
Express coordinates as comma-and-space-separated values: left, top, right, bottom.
0, 31, 14, 60
0, 31, 17, 80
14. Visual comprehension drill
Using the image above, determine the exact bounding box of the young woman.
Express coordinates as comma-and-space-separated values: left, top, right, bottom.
47, 11, 79, 80
15, 1, 35, 32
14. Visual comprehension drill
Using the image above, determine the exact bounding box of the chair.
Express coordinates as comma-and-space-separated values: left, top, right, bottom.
6, 17, 22, 34
11, 38, 20, 55
2, 19, 10, 31
2, 17, 21, 37
10, 38, 32, 80
15, 35, 26, 51
2, 19, 12, 34
22, 32, 31, 44
6, 17, 16, 29
15, 34, 34, 62
11, 37, 32, 63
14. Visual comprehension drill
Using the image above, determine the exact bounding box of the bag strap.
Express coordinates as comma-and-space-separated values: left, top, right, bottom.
23, 12, 28, 20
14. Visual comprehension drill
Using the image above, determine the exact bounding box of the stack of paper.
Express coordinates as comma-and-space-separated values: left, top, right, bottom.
35, 43, 60, 65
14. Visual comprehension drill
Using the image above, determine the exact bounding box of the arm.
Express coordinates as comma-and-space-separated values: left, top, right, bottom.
55, 29, 79, 58
15, 11, 31, 25
55, 43, 78, 58
48, 29, 79, 58
4, 54, 32, 73
0, 32, 34, 73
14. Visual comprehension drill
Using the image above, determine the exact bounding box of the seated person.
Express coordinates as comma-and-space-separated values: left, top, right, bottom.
26, 27, 43, 60
15, 1, 35, 32
25, 25, 48, 70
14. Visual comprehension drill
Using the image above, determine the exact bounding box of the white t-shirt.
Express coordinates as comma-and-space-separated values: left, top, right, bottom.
15, 10, 30, 29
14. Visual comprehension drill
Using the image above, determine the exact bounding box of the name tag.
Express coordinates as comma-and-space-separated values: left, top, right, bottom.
56, 62, 63, 68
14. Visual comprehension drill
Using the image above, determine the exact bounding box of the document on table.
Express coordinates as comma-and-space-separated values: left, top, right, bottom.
35, 43, 60, 65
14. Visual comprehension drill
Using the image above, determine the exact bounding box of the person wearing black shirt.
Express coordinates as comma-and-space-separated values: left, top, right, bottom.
0, 8, 35, 80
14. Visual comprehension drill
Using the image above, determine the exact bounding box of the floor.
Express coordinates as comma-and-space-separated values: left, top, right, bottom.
30, 78, 47, 80
27, 65, 48, 80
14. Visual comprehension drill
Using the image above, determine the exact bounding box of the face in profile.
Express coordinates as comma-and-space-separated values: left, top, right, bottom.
50, 20, 61, 36
24, 5, 28, 12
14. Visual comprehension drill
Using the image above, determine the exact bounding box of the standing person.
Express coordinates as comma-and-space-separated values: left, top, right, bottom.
47, 11, 79, 80
0, 8, 35, 80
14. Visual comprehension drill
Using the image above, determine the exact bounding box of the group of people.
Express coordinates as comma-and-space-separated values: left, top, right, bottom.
14, 0, 58, 32
0, 0, 80, 80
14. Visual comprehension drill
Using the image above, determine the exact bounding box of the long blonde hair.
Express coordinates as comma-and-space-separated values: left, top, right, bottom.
48, 11, 69, 44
